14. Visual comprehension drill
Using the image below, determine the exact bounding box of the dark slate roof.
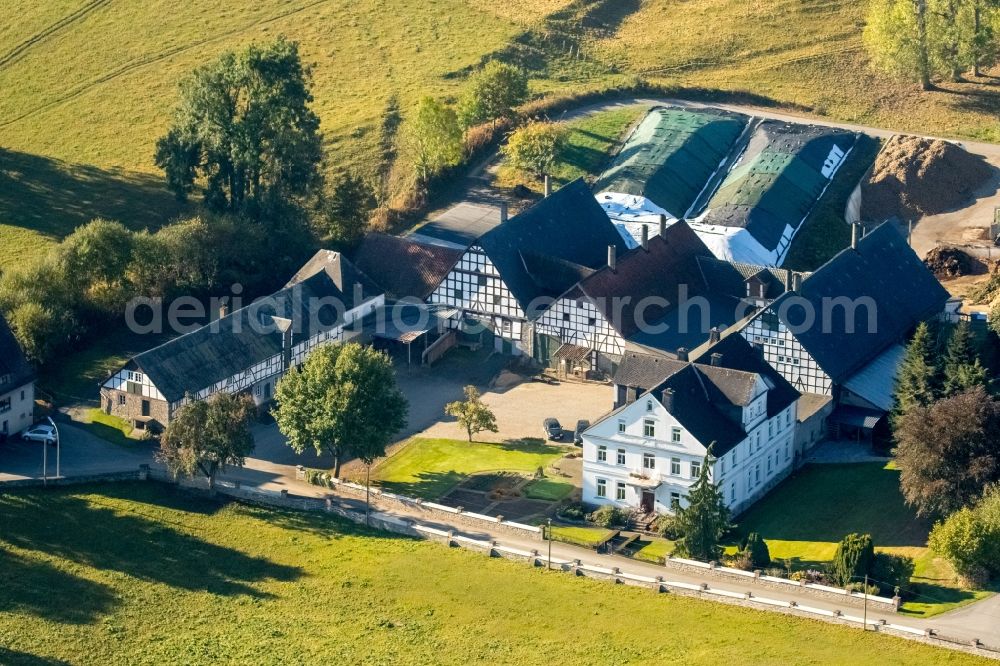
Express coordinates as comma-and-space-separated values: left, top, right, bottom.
696, 257, 799, 300
614, 351, 688, 390
351, 234, 464, 300
477, 179, 628, 310
286, 249, 380, 303
0, 313, 34, 393
761, 222, 949, 384
691, 332, 800, 419
650, 365, 749, 454
132, 255, 375, 403
566, 221, 714, 337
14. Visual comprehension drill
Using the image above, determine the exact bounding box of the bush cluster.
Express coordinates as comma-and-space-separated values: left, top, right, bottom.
587, 504, 628, 528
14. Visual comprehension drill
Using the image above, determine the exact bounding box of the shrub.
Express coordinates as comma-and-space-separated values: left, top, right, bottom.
871, 552, 915, 596
558, 502, 587, 521
587, 504, 628, 528
845, 582, 882, 596
501, 121, 566, 179
742, 532, 771, 568
763, 567, 787, 579
829, 533, 875, 587
726, 550, 753, 571
928, 486, 1000, 585
652, 513, 682, 540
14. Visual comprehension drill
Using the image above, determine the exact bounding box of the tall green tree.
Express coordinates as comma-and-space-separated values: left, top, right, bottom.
864, 0, 934, 89
501, 121, 566, 180
401, 97, 463, 186
943, 320, 987, 395
893, 322, 939, 423
321, 172, 376, 246
674, 449, 731, 561
895, 386, 1000, 516
273, 343, 408, 478
444, 385, 498, 442
457, 61, 529, 128
154, 37, 323, 217
158, 392, 257, 489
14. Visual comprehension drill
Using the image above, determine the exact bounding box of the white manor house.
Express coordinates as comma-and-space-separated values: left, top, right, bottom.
582, 335, 799, 516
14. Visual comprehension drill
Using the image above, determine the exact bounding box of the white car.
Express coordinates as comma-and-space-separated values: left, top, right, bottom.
21, 424, 57, 446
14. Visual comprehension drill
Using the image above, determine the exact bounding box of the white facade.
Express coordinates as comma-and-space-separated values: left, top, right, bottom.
0, 379, 34, 437
427, 245, 528, 353
739, 308, 832, 395
582, 385, 797, 516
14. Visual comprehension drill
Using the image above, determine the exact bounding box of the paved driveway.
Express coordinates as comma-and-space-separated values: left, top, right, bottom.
0, 422, 154, 481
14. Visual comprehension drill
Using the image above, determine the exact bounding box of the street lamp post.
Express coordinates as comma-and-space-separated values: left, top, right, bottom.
547, 518, 552, 570
47, 416, 60, 478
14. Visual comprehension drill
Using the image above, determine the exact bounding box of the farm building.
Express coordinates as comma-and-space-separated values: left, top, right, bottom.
427, 179, 628, 356
534, 219, 798, 373
0, 313, 35, 440
100, 251, 383, 431
595, 106, 859, 266
719, 222, 950, 440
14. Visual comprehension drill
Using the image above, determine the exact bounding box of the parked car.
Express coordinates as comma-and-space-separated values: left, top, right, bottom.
543, 418, 563, 441
573, 420, 590, 445
21, 424, 57, 446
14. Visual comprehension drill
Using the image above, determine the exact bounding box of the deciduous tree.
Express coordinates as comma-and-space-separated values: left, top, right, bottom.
501, 121, 565, 180
154, 37, 323, 217
457, 61, 529, 128
273, 343, 408, 478
401, 97, 463, 186
444, 385, 498, 442
321, 172, 376, 246
158, 392, 257, 489
929, 485, 1000, 584
895, 386, 1000, 516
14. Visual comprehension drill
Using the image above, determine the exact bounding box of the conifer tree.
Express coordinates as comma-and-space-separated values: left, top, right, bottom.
893, 322, 939, 423
674, 448, 731, 562
943, 320, 987, 395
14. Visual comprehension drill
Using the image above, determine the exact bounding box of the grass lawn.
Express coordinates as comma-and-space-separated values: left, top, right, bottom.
548, 525, 615, 548
496, 106, 647, 192
633, 537, 676, 565
368, 437, 567, 499
0, 483, 988, 665
734, 462, 993, 617
523, 477, 575, 502
77, 409, 136, 448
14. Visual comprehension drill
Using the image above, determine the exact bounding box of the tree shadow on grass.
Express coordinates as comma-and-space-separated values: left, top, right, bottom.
0, 148, 189, 241
0, 648, 71, 666
0, 548, 116, 625
375, 470, 465, 500
0, 486, 302, 599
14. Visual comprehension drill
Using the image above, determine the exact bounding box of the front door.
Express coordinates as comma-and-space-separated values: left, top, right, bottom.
641, 490, 655, 514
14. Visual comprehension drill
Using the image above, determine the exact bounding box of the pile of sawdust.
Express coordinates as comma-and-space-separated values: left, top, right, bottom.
924, 246, 978, 279
862, 135, 994, 221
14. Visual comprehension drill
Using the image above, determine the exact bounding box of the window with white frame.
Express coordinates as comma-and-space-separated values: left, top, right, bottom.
785, 442, 790, 461
671, 427, 681, 443
691, 460, 702, 478
616, 448, 626, 466
730, 483, 736, 502
616, 482, 626, 501
643, 419, 655, 438
768, 421, 773, 437
755, 431, 761, 450
617, 419, 625, 433
670, 491, 681, 508
670, 457, 681, 475
596, 478, 607, 497
0, 397, 9, 414
721, 456, 727, 474
597, 445, 607, 462
643, 453, 655, 469
646, 400, 653, 412
767, 455, 772, 474
755, 464, 761, 484
786, 410, 791, 427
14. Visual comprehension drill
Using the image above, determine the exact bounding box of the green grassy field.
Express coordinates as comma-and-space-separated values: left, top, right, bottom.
368, 437, 567, 499
523, 477, 575, 501
0, 483, 989, 665
549, 525, 615, 548
733, 462, 994, 617
496, 106, 647, 191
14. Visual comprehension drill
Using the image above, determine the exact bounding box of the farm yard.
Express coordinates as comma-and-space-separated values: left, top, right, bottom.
0, 483, 990, 665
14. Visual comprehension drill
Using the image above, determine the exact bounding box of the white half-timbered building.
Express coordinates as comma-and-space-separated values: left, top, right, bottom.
582, 334, 800, 516
535, 220, 796, 374
100, 251, 383, 430
427, 179, 628, 356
